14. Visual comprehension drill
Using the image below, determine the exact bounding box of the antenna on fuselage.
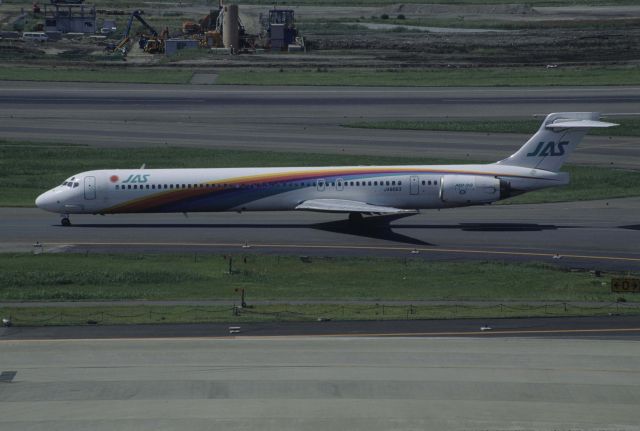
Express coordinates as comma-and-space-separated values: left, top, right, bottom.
140, 163, 146, 169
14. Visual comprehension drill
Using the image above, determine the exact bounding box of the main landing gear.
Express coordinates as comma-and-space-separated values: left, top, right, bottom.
60, 215, 71, 226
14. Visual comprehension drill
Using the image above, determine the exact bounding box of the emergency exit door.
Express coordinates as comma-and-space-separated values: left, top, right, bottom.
409, 175, 419, 195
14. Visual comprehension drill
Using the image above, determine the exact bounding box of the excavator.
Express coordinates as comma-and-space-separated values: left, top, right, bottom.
112, 10, 167, 55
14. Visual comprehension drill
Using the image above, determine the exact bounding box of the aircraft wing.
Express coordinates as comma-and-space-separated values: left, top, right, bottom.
295, 199, 418, 215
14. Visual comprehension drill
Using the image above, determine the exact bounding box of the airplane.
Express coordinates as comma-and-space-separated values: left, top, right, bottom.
36, 112, 617, 226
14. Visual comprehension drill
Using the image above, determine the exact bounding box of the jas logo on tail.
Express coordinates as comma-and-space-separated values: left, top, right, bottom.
122, 174, 150, 184
526, 141, 569, 157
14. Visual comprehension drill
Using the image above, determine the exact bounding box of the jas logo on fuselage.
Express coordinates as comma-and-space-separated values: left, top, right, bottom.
122, 174, 150, 184
526, 141, 569, 157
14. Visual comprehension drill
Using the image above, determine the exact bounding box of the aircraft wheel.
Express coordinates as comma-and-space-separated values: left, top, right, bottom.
61, 217, 71, 227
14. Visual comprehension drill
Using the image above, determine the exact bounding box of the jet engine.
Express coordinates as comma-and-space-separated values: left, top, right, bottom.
439, 175, 511, 204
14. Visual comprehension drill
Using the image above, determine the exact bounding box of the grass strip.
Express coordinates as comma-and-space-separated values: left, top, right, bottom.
215, 67, 640, 87
2, 140, 640, 207
342, 118, 640, 137
301, 16, 640, 31
231, 0, 637, 6
2, 302, 638, 326
0, 67, 193, 84
0, 253, 633, 303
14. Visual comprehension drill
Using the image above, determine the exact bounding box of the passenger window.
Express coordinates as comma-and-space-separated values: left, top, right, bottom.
127, 185, 131, 189
386, 181, 390, 186
392, 181, 396, 186
428, 180, 431, 185
115, 185, 119, 190
398, 181, 402, 185
434, 180, 438, 185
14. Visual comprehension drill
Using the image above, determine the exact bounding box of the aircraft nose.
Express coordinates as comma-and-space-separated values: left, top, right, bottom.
35, 191, 58, 212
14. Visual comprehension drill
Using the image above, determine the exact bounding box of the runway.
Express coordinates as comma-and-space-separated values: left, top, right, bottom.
2, 82, 640, 168
3, 197, 640, 271
1, 333, 639, 430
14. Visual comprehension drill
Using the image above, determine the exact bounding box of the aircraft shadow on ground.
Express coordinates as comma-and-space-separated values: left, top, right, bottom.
311, 220, 433, 246
620, 224, 640, 231
393, 223, 567, 232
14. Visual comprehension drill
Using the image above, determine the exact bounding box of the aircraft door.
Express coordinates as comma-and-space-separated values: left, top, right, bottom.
84, 176, 96, 200
336, 178, 344, 191
409, 175, 419, 195
317, 179, 325, 191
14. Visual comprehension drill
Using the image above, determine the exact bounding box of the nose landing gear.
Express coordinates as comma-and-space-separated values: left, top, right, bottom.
60, 215, 71, 226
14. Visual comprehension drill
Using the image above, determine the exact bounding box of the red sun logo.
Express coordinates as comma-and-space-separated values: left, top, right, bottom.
110, 175, 119, 183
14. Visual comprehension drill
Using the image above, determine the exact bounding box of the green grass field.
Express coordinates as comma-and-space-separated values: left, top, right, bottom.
1, 253, 637, 326
0, 67, 193, 84
215, 67, 640, 87
2, 141, 640, 207
3, 302, 638, 327
0, 253, 629, 302
1, 66, 638, 87
343, 118, 640, 137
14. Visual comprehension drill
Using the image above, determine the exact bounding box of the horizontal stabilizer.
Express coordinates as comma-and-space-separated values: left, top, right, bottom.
545, 119, 618, 129
296, 199, 417, 215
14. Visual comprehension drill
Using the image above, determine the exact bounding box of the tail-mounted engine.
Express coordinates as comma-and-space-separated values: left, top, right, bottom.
439, 175, 511, 204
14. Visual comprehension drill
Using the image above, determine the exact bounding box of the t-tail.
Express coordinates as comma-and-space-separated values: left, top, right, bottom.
496, 112, 617, 172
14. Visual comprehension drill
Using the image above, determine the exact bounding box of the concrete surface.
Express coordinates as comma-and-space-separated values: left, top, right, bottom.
0, 336, 639, 430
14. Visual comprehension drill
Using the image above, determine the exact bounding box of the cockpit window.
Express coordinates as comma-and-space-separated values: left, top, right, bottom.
61, 178, 80, 188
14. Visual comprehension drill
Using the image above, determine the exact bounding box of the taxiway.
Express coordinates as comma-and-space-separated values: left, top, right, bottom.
1, 82, 640, 168
3, 197, 640, 271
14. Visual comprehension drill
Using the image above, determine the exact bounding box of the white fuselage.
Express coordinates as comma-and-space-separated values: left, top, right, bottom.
35, 164, 568, 215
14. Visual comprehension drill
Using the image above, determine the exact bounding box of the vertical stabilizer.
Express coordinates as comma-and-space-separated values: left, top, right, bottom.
496, 112, 617, 172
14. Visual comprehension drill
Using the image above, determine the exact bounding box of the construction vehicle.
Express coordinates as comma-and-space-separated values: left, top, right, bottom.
181, 7, 224, 47
112, 10, 165, 55
267, 9, 297, 49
